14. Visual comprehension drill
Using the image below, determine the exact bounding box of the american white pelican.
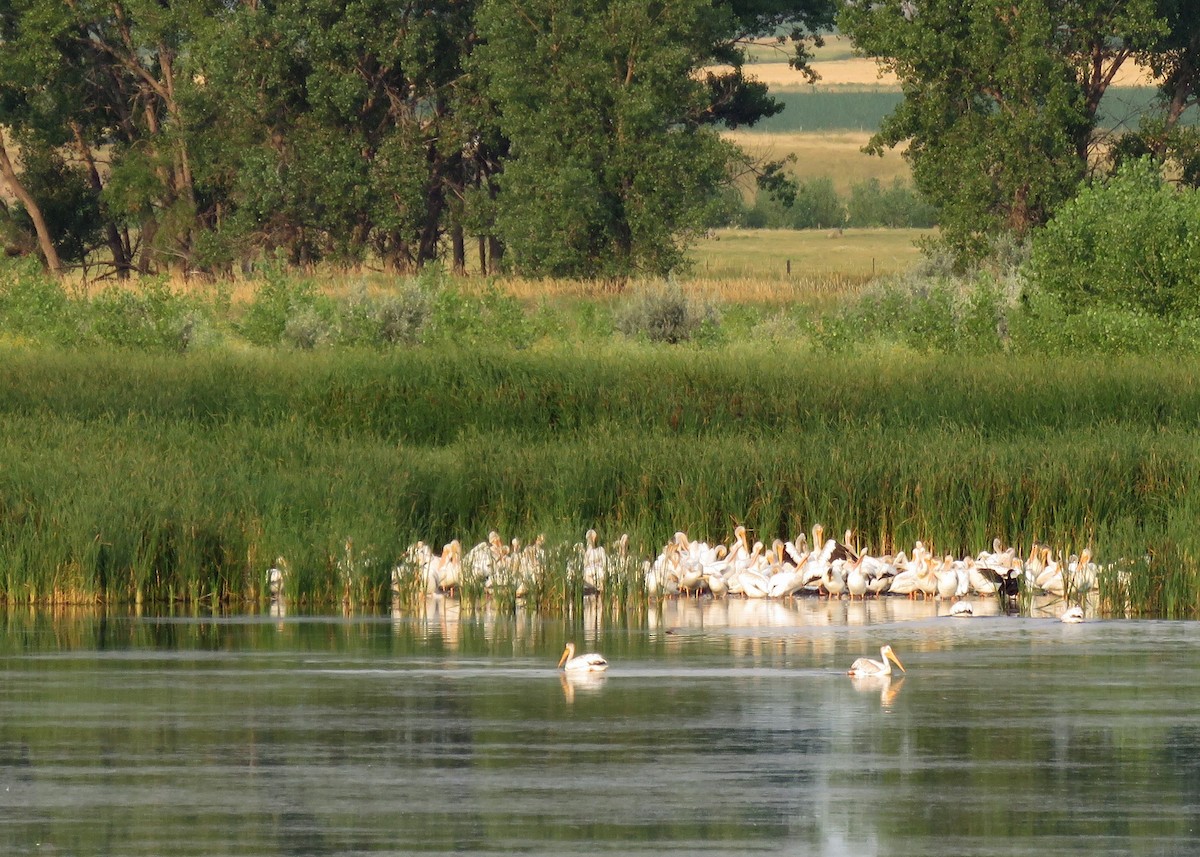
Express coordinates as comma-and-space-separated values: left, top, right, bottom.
848, 644, 906, 677
846, 555, 868, 600
558, 642, 609, 672
935, 558, 961, 601
267, 557, 288, 599
1061, 606, 1085, 623
822, 562, 846, 599
949, 600, 974, 617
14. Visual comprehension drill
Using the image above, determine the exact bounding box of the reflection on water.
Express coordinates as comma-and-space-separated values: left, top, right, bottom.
849, 673, 905, 710
0, 591, 1183, 857
559, 669, 608, 704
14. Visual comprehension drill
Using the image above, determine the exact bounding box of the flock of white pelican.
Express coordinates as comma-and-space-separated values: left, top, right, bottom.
380, 524, 1099, 613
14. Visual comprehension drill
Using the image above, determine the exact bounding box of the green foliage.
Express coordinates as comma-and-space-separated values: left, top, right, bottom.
743, 178, 848, 229
85, 280, 206, 352
13, 149, 102, 266
838, 0, 1170, 264
1026, 158, 1200, 318
337, 282, 432, 348
475, 0, 739, 278
0, 256, 75, 343
238, 259, 326, 346
846, 177, 938, 228
425, 281, 534, 348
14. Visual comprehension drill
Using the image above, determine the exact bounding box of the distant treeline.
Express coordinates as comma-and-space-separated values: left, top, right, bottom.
710, 176, 938, 230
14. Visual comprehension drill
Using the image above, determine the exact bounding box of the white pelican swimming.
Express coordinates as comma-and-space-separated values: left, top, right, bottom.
848, 644, 906, 677
1061, 606, 1085, 623
558, 642, 609, 672
949, 600, 974, 617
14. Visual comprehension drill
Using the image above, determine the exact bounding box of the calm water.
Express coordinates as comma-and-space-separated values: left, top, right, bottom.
1, 596, 1197, 856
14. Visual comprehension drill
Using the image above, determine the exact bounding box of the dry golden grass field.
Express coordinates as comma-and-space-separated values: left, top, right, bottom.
725, 129, 910, 193
735, 34, 1158, 91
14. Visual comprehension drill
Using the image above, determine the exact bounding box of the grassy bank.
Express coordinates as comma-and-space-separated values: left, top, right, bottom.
3, 347, 1200, 615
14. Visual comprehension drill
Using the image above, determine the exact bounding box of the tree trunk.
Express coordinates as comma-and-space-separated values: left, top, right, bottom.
0, 129, 63, 275
451, 222, 466, 274
71, 122, 131, 278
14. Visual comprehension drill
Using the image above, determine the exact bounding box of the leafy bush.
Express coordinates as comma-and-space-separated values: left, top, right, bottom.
239, 257, 327, 346
614, 282, 720, 344
0, 256, 76, 343
85, 280, 207, 351
743, 178, 847, 229
1026, 158, 1200, 318
846, 178, 939, 228
421, 264, 533, 348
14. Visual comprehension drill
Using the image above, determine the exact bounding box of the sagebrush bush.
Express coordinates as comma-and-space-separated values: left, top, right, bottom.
283, 306, 335, 350
614, 282, 720, 344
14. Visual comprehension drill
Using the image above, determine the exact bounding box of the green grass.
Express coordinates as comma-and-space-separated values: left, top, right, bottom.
689, 227, 931, 284
4, 347, 1200, 616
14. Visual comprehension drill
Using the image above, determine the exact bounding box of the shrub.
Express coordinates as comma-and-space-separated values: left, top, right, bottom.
743, 179, 848, 230
1026, 158, 1200, 318
614, 282, 720, 344
0, 256, 76, 343
846, 178, 938, 228
239, 257, 324, 346
423, 267, 533, 348
283, 306, 335, 350
337, 282, 431, 347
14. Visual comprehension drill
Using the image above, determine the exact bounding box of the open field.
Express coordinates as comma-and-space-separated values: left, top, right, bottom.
688, 227, 929, 297
725, 130, 912, 192
734, 34, 1159, 90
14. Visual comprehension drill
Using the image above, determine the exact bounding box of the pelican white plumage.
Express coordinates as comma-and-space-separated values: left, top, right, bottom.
768, 551, 810, 598
267, 557, 288, 599
949, 600, 974, 617
1061, 606, 1085, 623
846, 555, 868, 600
934, 558, 960, 601
822, 561, 846, 599
848, 644, 906, 677
558, 641, 609, 672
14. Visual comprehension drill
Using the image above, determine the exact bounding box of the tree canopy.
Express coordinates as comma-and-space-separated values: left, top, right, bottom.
0, 0, 1196, 279
838, 0, 1184, 262
0, 0, 836, 280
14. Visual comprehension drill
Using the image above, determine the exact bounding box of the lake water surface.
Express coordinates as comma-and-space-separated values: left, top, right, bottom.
1, 596, 1197, 856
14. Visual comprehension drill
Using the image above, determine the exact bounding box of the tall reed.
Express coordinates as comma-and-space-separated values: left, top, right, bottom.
4, 346, 1200, 614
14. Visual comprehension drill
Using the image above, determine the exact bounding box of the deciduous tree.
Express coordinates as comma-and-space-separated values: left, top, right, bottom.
840, 0, 1168, 261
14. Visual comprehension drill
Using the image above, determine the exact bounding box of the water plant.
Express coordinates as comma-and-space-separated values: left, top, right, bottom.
2, 346, 1200, 615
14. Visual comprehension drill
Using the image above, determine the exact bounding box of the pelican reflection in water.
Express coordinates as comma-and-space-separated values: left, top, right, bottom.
560, 670, 608, 704
850, 674, 905, 710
